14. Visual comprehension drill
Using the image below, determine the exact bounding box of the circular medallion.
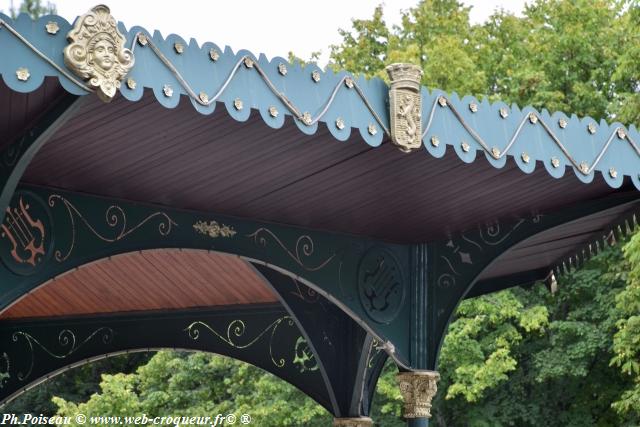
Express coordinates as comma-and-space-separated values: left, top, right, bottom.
0, 191, 54, 276
357, 247, 405, 324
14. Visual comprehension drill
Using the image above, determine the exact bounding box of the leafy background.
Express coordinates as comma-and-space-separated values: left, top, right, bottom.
2, 0, 640, 425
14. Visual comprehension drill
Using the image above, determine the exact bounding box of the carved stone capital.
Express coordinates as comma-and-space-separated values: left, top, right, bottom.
396, 370, 440, 419
332, 417, 373, 427
386, 63, 423, 153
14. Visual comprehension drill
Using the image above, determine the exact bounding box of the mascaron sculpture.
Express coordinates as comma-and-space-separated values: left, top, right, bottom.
63, 4, 134, 102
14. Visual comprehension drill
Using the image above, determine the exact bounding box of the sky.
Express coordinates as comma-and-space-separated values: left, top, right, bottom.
1, 0, 528, 64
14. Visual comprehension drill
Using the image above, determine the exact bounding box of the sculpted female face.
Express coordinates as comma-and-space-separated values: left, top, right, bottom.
92, 39, 116, 71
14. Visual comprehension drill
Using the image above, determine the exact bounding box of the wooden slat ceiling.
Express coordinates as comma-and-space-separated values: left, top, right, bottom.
0, 249, 278, 320
21, 88, 624, 244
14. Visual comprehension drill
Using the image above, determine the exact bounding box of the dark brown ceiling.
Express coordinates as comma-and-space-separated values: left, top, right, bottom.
19, 87, 626, 244
0, 250, 277, 319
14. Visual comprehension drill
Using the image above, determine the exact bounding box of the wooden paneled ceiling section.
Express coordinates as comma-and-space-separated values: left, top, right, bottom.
0, 250, 277, 320
21, 88, 622, 243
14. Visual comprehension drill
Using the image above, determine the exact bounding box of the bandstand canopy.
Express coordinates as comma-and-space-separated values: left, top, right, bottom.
0, 5, 639, 421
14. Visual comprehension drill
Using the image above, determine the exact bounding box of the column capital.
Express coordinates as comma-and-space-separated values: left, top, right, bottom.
332, 417, 373, 427
396, 370, 440, 419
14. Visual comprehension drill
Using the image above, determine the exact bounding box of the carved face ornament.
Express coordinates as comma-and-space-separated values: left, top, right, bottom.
63, 5, 134, 102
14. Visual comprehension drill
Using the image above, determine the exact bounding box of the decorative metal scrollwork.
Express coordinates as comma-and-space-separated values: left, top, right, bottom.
48, 194, 177, 262
247, 228, 336, 272
10, 327, 114, 382
184, 316, 316, 371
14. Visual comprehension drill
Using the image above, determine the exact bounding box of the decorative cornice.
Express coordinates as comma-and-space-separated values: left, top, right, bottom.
1, 12, 639, 190
332, 417, 373, 427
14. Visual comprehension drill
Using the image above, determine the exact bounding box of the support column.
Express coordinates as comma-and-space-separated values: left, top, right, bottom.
397, 371, 439, 426
333, 417, 373, 427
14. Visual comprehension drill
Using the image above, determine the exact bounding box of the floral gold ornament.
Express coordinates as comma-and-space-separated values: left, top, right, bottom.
579, 162, 589, 174
469, 102, 478, 113
193, 220, 236, 238
126, 78, 136, 89
558, 118, 568, 129
528, 112, 538, 124
268, 106, 278, 118
199, 92, 208, 103
551, 157, 560, 168
499, 107, 508, 118
430, 136, 440, 147
162, 84, 173, 97
209, 48, 219, 61
15, 67, 30, 81
491, 147, 501, 158
344, 77, 354, 88
367, 123, 377, 135
336, 117, 345, 130
617, 128, 627, 139
302, 112, 312, 125
461, 141, 470, 152
63, 5, 134, 102
137, 33, 148, 46
278, 63, 287, 76
173, 42, 184, 54
587, 123, 597, 134
609, 167, 618, 178
244, 57, 254, 68
437, 96, 447, 107
521, 152, 530, 163
45, 21, 59, 35
311, 70, 321, 82
386, 63, 423, 152
234, 98, 243, 111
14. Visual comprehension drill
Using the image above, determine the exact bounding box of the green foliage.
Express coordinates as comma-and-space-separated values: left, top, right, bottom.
9, 0, 640, 425
7, 0, 56, 19
53, 352, 331, 427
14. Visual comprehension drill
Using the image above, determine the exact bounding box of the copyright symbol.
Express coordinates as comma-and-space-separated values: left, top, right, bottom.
75, 414, 86, 424
240, 414, 251, 424
226, 414, 237, 424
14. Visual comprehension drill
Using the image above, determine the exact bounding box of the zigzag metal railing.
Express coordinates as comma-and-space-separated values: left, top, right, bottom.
0, 19, 93, 91
3, 16, 640, 178
129, 32, 390, 134
423, 95, 640, 177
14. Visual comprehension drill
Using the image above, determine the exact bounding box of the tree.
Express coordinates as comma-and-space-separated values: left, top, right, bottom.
7, 0, 56, 19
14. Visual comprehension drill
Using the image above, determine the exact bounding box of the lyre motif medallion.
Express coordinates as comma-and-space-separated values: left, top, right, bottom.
63, 5, 134, 102
0, 192, 52, 275
386, 63, 423, 153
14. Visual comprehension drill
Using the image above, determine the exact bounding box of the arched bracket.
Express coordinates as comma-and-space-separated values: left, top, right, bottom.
0, 304, 333, 409
0, 185, 413, 367
253, 265, 378, 417
0, 94, 83, 225
424, 192, 640, 369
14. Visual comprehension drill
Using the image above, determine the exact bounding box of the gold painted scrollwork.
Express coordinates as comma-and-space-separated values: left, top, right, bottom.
63, 5, 134, 102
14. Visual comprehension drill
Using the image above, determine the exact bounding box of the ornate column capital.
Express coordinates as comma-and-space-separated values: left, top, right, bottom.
332, 417, 373, 427
396, 370, 440, 419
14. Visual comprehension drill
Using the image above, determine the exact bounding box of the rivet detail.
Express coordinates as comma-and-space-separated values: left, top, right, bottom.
16, 68, 30, 81
45, 21, 59, 35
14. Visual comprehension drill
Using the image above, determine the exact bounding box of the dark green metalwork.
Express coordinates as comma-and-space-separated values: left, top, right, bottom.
0, 185, 412, 368
0, 304, 334, 410
254, 265, 373, 417
0, 94, 82, 225
426, 194, 640, 369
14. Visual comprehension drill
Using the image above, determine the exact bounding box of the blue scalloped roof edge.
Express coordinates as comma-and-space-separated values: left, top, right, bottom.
1, 12, 639, 191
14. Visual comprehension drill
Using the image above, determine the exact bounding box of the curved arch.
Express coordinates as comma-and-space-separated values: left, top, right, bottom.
0, 347, 330, 410
0, 303, 334, 411
430, 197, 640, 370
